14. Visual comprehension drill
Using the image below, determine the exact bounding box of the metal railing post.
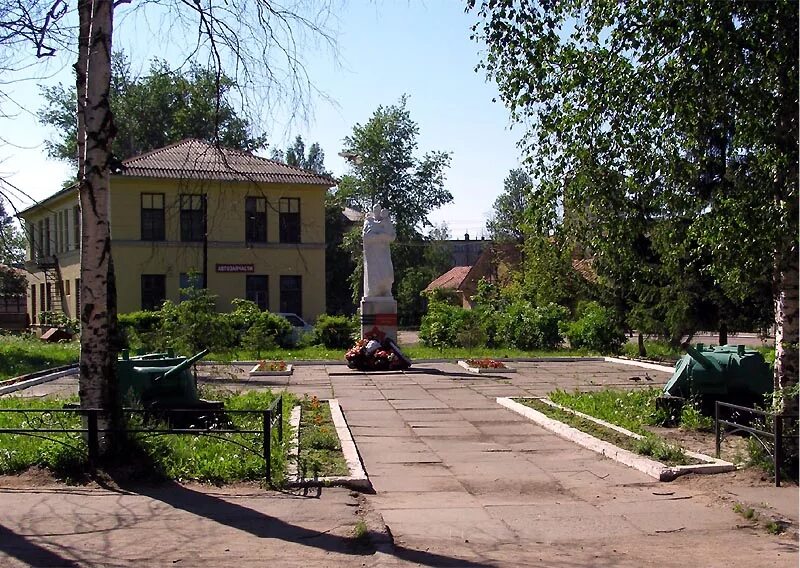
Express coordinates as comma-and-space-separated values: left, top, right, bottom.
715, 401, 721, 458
774, 415, 782, 488
277, 395, 283, 443
87, 409, 99, 468
263, 410, 271, 484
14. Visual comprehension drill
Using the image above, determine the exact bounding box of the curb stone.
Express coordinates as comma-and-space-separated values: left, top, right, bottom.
497, 397, 735, 481
287, 399, 372, 491
0, 366, 79, 396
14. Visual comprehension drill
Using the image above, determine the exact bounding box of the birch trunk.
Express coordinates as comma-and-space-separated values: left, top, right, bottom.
774, 225, 799, 415
77, 0, 120, 454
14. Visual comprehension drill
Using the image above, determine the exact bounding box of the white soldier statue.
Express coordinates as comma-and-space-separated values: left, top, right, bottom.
362, 203, 396, 298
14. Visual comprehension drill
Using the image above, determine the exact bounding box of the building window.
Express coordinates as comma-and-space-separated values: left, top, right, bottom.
39, 283, 45, 312
141, 274, 166, 311
61, 210, 69, 253
75, 279, 80, 316
279, 275, 302, 315
45, 283, 52, 311
246, 275, 269, 311
73, 206, 80, 250
279, 198, 300, 243
180, 194, 205, 242
64, 279, 70, 296
141, 193, 165, 241
55, 212, 61, 253
27, 222, 35, 261
245, 197, 267, 243
30, 285, 36, 322
44, 218, 51, 257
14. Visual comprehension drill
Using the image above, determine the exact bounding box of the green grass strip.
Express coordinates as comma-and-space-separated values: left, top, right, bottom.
297, 397, 349, 478
514, 397, 696, 466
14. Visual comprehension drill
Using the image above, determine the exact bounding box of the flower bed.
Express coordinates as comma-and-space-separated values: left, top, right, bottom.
249, 360, 293, 376
345, 338, 411, 372
458, 358, 516, 374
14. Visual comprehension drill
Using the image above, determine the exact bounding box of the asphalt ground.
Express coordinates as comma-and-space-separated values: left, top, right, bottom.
1, 359, 797, 567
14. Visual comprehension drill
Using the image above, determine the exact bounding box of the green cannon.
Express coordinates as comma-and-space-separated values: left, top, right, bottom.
117, 348, 222, 410
661, 344, 772, 411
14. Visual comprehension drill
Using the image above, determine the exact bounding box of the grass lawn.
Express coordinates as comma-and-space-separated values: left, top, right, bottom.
297, 396, 349, 478
0, 389, 295, 485
0, 335, 79, 381
515, 396, 696, 466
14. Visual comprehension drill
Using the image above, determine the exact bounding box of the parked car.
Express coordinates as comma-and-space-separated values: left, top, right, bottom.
277, 312, 314, 346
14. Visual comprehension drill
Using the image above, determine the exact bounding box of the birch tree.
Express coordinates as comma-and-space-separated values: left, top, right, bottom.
469, 0, 798, 410
6, 0, 337, 456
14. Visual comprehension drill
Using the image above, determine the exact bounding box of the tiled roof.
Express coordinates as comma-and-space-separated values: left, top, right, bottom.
424, 266, 473, 292
120, 139, 336, 186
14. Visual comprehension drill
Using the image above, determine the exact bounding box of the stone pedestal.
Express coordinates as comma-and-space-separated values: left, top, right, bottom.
360, 296, 397, 343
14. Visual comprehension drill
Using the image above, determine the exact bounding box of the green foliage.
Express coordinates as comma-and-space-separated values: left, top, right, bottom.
242, 311, 293, 355
469, 0, 794, 361
338, 95, 453, 304
37, 310, 79, 334
298, 396, 348, 478
0, 334, 79, 380
313, 314, 356, 349
622, 339, 682, 362
518, 397, 691, 466
500, 301, 569, 350
0, 200, 26, 265
419, 301, 468, 349
0, 391, 296, 484
633, 436, 690, 465
39, 52, 266, 167
486, 168, 532, 243
565, 302, 626, 354
271, 135, 329, 175
548, 388, 666, 435
0, 262, 25, 295
680, 402, 714, 432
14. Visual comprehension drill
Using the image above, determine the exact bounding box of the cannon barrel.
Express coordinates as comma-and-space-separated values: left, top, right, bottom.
156, 349, 210, 382
684, 345, 722, 373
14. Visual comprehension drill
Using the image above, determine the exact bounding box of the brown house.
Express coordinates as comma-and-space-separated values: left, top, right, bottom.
424, 244, 516, 308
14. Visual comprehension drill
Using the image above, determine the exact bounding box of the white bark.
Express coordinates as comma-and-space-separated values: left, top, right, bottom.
77, 0, 119, 452
774, 238, 799, 414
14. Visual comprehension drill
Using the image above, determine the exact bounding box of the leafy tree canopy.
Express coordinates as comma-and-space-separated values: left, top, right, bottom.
271, 135, 329, 175
487, 168, 532, 243
470, 0, 797, 387
38, 52, 267, 166
338, 95, 453, 241
0, 200, 24, 266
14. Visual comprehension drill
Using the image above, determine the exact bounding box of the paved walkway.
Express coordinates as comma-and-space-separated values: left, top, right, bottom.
3, 359, 798, 567
312, 361, 797, 567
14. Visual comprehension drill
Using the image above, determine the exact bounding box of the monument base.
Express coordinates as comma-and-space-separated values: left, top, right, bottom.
360, 296, 397, 343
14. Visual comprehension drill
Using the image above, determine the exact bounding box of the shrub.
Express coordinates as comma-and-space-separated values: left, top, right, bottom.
38, 311, 79, 334
501, 301, 569, 350
118, 311, 161, 333
159, 288, 236, 354
566, 301, 626, 353
314, 314, 357, 349
419, 301, 467, 348
118, 311, 164, 352
242, 311, 294, 355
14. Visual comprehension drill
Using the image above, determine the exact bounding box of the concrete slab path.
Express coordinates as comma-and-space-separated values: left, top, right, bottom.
308, 361, 798, 567
3, 359, 797, 567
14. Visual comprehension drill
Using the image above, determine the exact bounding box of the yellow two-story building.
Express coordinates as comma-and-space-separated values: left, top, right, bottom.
21, 139, 334, 324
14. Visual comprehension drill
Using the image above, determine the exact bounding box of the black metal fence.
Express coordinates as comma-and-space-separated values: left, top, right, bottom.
715, 400, 796, 487
0, 395, 284, 484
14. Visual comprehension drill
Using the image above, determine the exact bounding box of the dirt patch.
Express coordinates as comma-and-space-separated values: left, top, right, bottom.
646, 425, 750, 463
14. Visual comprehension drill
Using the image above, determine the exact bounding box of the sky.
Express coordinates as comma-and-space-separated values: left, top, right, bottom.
0, 0, 523, 239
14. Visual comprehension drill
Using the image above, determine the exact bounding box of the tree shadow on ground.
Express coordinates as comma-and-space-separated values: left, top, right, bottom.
103, 478, 495, 567
0, 523, 79, 567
